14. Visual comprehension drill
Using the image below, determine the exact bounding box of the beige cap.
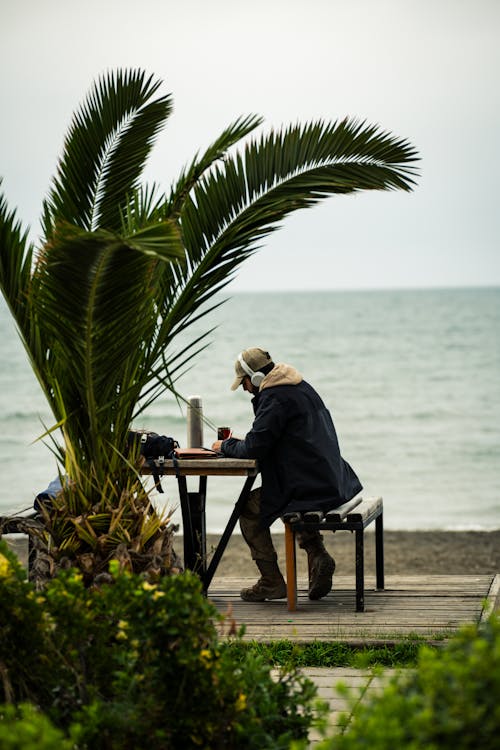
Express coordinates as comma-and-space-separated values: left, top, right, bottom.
231, 348, 273, 391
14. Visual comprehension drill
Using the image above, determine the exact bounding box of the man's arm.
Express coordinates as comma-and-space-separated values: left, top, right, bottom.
214, 435, 249, 458
213, 394, 287, 459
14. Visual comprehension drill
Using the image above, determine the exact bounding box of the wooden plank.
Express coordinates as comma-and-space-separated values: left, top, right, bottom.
141, 457, 258, 477
325, 496, 364, 523
235, 623, 473, 634
213, 609, 485, 622
220, 603, 486, 616
482, 573, 500, 619
212, 573, 494, 591
346, 496, 383, 523
234, 629, 455, 642
303, 510, 325, 523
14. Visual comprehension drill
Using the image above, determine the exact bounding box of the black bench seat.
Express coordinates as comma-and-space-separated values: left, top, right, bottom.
283, 495, 384, 612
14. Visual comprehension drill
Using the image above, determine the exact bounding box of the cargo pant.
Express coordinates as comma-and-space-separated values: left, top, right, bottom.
239, 487, 323, 562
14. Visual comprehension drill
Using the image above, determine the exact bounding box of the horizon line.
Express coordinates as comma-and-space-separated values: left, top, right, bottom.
227, 283, 500, 294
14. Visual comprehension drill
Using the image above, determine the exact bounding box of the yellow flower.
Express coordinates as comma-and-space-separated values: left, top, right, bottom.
116, 619, 129, 640
152, 590, 165, 600
142, 581, 155, 591
42, 612, 56, 632
0, 553, 11, 577
235, 692, 247, 711
199, 649, 212, 667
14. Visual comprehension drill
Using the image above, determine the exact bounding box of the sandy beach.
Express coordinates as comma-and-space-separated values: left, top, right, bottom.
4, 530, 500, 579
205, 530, 500, 579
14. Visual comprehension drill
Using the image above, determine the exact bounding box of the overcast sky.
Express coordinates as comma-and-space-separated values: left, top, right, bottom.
1, 0, 499, 291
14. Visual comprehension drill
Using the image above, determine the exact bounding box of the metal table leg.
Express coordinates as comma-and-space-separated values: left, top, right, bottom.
178, 475, 207, 574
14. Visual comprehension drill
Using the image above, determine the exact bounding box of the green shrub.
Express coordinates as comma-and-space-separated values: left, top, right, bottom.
314, 613, 500, 750
0, 540, 319, 749
0, 543, 57, 705
0, 703, 72, 750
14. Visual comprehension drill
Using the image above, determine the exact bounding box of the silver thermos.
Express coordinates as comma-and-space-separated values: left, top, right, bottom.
187, 395, 203, 447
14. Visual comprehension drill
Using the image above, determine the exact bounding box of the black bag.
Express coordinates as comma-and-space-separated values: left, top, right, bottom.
127, 431, 179, 493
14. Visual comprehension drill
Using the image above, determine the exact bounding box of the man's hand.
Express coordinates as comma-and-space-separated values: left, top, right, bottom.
212, 440, 223, 452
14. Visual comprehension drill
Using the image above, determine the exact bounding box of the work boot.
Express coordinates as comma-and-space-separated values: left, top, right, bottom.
302, 538, 335, 600
240, 559, 287, 602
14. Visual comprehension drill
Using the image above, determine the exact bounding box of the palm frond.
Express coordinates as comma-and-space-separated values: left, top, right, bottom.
0, 187, 34, 327
29, 221, 182, 471
121, 183, 167, 232
151, 118, 418, 384
166, 114, 263, 218
42, 69, 172, 237
184, 117, 418, 267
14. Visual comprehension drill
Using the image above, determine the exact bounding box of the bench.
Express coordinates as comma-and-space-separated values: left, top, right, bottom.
283, 495, 384, 612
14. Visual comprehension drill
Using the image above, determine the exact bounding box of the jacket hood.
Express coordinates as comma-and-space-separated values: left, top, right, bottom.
260, 363, 303, 390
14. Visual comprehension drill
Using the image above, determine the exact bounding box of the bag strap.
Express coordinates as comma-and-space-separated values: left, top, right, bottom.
146, 443, 180, 491
147, 456, 164, 493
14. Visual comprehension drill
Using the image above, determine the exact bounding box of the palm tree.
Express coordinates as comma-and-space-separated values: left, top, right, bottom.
0, 69, 418, 585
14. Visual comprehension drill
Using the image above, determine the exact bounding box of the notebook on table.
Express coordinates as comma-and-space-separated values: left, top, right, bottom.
174, 448, 220, 459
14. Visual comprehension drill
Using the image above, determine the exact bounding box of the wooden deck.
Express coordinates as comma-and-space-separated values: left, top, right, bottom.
208, 574, 500, 643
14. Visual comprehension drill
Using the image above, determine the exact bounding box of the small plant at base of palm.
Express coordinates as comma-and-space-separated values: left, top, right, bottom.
31, 472, 179, 588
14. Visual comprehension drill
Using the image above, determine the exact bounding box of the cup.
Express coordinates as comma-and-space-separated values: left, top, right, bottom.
217, 426, 231, 440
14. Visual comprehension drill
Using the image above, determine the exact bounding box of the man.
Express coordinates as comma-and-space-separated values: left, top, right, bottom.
212, 347, 362, 603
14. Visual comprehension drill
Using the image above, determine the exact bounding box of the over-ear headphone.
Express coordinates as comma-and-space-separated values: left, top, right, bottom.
238, 352, 265, 388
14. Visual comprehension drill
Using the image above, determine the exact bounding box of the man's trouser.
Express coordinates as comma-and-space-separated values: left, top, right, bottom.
239, 487, 323, 561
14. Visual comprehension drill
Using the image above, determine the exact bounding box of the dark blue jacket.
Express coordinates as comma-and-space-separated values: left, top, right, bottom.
221, 368, 362, 526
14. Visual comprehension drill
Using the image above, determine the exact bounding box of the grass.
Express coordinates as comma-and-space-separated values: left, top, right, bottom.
223, 638, 431, 669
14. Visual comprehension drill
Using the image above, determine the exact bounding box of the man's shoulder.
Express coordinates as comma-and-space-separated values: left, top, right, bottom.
259, 379, 313, 402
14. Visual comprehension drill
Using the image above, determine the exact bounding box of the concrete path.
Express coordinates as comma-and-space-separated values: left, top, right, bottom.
276, 666, 397, 746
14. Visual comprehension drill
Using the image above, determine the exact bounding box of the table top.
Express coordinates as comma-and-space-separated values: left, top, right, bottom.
141, 457, 258, 477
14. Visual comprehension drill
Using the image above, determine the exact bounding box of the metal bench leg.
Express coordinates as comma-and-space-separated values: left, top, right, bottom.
355, 527, 365, 612
375, 513, 385, 590
284, 523, 297, 611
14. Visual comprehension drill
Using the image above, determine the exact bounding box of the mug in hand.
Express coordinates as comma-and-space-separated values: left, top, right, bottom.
217, 426, 231, 440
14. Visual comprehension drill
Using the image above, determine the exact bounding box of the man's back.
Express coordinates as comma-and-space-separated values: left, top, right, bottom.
223, 368, 362, 524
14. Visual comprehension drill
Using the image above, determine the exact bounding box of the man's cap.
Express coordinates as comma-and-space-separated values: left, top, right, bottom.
231, 347, 273, 391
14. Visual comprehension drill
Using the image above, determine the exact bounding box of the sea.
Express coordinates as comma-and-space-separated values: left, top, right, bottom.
0, 287, 499, 534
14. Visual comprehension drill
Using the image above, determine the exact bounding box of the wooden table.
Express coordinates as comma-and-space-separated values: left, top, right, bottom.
142, 458, 258, 591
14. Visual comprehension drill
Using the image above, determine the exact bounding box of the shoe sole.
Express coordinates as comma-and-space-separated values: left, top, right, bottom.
240, 592, 287, 602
